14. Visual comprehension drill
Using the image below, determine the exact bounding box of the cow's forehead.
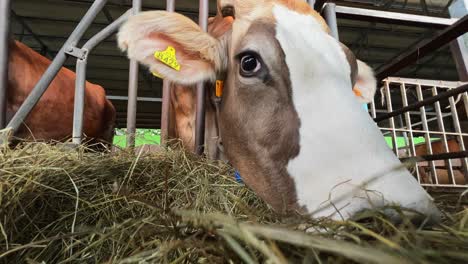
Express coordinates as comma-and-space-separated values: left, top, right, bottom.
229, 2, 329, 56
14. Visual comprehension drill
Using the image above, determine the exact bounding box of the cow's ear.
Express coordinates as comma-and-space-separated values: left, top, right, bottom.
353, 60, 377, 104
118, 11, 222, 85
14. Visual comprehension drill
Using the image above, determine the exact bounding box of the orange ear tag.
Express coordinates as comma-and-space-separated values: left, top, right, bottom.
154, 46, 181, 71
216, 80, 224, 97
353, 87, 363, 97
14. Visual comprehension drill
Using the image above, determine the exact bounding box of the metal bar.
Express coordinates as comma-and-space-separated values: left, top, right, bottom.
107, 96, 162, 102
195, 0, 209, 155
380, 128, 468, 137
5, 0, 108, 138
160, 0, 175, 146
431, 86, 455, 183
374, 84, 468, 122
126, 0, 142, 148
72, 11, 131, 145
449, 0, 468, 81
376, 15, 468, 81
376, 109, 445, 117
335, 5, 458, 29
382, 113, 452, 136
0, 0, 11, 129
323, 3, 339, 40
72, 59, 87, 145
400, 83, 420, 181
384, 81, 398, 155
400, 151, 468, 163
448, 94, 468, 181
416, 84, 438, 183
384, 77, 465, 88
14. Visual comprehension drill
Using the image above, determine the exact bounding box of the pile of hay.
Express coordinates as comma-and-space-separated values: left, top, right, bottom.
0, 143, 467, 263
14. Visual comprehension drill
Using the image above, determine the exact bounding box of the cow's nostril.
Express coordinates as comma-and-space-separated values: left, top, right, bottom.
221, 5, 235, 18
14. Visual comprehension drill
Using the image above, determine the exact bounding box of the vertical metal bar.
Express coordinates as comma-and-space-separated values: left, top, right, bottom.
371, 100, 377, 119
432, 86, 455, 184
305, 0, 316, 8
195, 0, 209, 155
323, 3, 339, 40
160, 0, 175, 146
5, 0, 108, 136
400, 83, 420, 182
72, 11, 131, 145
126, 0, 142, 148
72, 59, 87, 145
449, 0, 468, 81
416, 85, 438, 184
448, 93, 468, 182
0, 0, 11, 129
384, 81, 398, 156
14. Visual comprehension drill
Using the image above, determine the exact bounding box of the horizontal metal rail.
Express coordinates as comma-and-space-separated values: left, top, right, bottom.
374, 83, 468, 122
384, 77, 465, 88
107, 96, 162, 102
380, 128, 468, 137
335, 5, 459, 29
401, 151, 468, 163
376, 15, 468, 80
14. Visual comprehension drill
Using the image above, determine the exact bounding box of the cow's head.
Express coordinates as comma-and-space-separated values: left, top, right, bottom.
118, 0, 439, 220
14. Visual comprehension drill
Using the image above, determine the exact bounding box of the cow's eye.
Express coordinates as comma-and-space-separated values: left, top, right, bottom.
240, 53, 261, 77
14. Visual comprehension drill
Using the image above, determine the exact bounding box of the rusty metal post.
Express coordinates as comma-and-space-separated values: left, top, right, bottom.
195, 0, 209, 155
126, 0, 142, 148
160, 0, 175, 146
0, 0, 11, 129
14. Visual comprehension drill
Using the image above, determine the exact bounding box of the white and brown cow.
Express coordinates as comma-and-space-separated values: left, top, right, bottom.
118, 0, 441, 221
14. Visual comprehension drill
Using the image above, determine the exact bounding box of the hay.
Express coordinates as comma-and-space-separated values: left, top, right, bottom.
0, 143, 467, 264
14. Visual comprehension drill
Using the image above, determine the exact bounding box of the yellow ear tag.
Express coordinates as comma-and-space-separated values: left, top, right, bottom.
152, 71, 164, 79
353, 87, 363, 97
216, 80, 224, 97
154, 46, 181, 71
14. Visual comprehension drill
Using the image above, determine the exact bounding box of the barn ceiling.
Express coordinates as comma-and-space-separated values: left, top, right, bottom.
10, 0, 463, 129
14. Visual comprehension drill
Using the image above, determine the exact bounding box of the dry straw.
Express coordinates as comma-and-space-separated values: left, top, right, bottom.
0, 142, 467, 263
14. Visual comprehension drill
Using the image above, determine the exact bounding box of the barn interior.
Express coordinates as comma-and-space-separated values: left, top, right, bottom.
9, 0, 465, 132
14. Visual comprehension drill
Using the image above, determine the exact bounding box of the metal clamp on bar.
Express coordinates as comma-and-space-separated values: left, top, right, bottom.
65, 46, 88, 60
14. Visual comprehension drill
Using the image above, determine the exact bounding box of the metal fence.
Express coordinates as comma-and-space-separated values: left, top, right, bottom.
370, 77, 468, 188
0, 0, 210, 152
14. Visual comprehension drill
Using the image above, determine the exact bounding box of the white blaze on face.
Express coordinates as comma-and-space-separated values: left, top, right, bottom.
272, 4, 440, 220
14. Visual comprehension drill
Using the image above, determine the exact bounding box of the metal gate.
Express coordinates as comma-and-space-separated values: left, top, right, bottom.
370, 77, 468, 188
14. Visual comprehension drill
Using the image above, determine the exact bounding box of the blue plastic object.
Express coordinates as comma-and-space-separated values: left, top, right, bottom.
234, 170, 243, 183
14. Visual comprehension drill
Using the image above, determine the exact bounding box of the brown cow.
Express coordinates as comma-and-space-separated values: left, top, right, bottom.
6, 40, 116, 147
415, 138, 467, 185
118, 0, 440, 221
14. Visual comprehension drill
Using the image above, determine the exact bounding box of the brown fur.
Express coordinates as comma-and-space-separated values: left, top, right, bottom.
219, 21, 300, 212
7, 40, 116, 146
416, 139, 466, 185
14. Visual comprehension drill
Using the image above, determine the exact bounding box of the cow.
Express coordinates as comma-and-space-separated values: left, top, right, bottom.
117, 0, 441, 221
6, 40, 116, 148
167, 14, 377, 160
415, 138, 466, 185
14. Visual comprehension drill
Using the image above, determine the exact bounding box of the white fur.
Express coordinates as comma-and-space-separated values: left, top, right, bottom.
355, 60, 377, 104
273, 5, 440, 221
